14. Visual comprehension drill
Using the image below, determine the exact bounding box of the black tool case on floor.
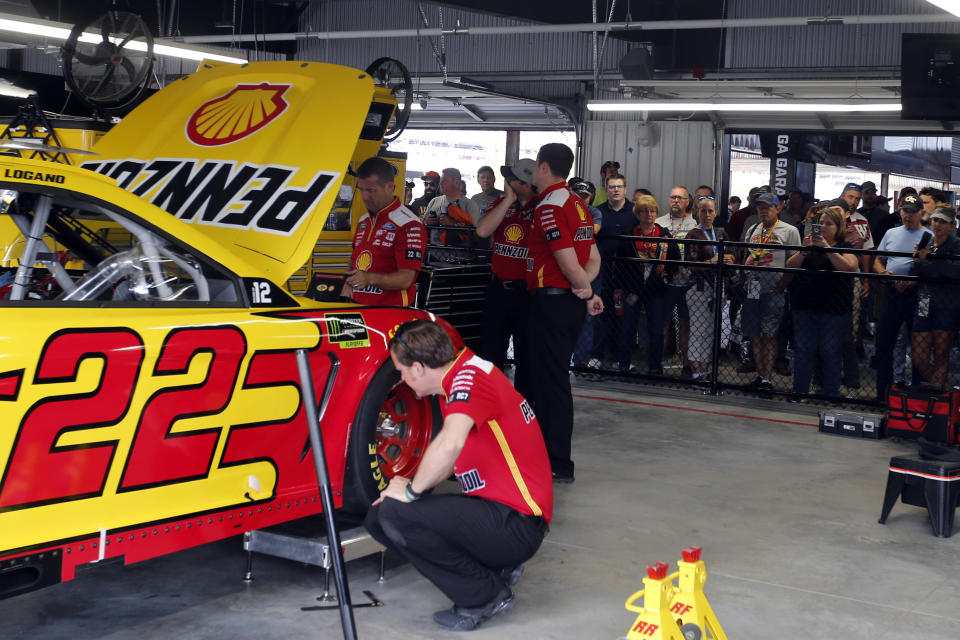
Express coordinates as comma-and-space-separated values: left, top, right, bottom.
819, 410, 883, 439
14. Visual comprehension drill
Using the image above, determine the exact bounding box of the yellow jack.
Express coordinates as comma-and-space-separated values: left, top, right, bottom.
619, 548, 727, 640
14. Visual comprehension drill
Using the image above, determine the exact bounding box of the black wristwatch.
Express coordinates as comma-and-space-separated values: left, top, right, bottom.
405, 482, 423, 501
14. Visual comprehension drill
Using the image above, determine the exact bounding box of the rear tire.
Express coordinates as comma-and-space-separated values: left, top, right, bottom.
341, 360, 440, 514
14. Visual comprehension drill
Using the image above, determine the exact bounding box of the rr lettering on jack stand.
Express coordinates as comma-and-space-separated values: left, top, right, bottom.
631, 621, 659, 635
670, 602, 693, 616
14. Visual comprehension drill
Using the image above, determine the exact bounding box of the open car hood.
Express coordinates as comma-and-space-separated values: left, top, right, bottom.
81, 61, 378, 283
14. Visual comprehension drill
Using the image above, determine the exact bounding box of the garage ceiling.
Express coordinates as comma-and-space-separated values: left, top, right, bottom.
0, 1, 957, 132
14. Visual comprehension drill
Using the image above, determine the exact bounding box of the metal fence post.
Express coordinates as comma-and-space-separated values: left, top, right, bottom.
709, 238, 724, 396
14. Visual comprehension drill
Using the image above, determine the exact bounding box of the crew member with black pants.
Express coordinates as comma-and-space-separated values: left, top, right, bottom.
364, 319, 553, 631
475, 159, 537, 397
526, 143, 603, 483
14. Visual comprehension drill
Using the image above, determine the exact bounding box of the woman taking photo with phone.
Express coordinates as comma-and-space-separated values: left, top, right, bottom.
910, 206, 960, 390
785, 205, 858, 397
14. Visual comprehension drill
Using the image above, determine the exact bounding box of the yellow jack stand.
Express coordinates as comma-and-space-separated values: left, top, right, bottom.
619, 548, 728, 640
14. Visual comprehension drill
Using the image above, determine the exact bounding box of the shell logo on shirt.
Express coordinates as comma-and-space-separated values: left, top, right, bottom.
356, 250, 373, 271
186, 83, 291, 147
504, 224, 524, 243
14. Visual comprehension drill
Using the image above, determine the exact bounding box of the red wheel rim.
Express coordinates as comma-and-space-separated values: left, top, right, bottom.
375, 383, 434, 479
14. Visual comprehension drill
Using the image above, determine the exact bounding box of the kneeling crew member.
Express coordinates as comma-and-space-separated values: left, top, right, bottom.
527, 143, 603, 483
364, 319, 552, 632
342, 157, 426, 305
474, 158, 537, 397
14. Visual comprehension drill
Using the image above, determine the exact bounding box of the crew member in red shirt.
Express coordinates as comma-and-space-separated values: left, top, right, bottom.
364, 319, 552, 631
342, 157, 426, 306
527, 143, 603, 483
475, 158, 537, 397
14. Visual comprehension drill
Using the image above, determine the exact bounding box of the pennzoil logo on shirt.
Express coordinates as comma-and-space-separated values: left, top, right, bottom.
520, 399, 535, 424
80, 158, 337, 237
456, 468, 486, 493
494, 243, 529, 259
186, 83, 291, 147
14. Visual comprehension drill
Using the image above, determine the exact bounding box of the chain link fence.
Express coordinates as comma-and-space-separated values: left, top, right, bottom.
421, 226, 960, 408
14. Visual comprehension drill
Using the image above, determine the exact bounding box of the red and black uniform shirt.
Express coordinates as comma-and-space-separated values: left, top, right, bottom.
441, 348, 553, 522
488, 195, 534, 282
349, 198, 426, 306
526, 182, 596, 290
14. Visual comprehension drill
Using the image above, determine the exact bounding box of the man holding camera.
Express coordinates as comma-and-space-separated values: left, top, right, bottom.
741, 193, 801, 391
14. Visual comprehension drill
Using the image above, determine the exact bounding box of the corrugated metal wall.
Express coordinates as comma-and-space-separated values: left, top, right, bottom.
581, 120, 716, 208
727, 0, 960, 68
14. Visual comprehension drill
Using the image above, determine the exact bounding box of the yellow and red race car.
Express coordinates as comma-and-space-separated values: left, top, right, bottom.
0, 60, 449, 598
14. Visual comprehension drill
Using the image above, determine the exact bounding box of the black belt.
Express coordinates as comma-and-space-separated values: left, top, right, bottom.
493, 277, 527, 291
518, 512, 549, 534
530, 286, 571, 296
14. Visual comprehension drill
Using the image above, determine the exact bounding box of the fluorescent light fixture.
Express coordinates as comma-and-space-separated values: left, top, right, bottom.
410, 102, 422, 110
926, 1, 960, 18
587, 101, 902, 113
0, 12, 246, 65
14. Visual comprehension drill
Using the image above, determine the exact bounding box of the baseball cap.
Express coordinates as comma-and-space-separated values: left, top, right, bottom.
900, 194, 922, 212
861, 181, 877, 192
841, 182, 862, 194
500, 158, 536, 184
422, 171, 440, 181
571, 180, 596, 198
900, 186, 918, 198
931, 206, 956, 223
755, 193, 778, 207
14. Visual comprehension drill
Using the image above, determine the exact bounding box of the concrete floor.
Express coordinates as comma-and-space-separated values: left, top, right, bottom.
4, 381, 960, 639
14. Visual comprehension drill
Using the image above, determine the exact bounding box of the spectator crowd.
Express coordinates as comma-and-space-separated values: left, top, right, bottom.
405, 157, 960, 404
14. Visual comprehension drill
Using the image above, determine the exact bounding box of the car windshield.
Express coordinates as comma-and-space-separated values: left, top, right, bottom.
0, 187, 238, 304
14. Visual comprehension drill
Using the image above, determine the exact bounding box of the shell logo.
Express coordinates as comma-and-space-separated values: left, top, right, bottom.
576, 202, 587, 222
504, 224, 524, 243
186, 82, 291, 147
356, 251, 373, 271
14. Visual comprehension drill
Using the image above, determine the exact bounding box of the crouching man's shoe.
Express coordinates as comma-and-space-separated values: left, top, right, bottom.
432, 587, 515, 631
499, 564, 524, 587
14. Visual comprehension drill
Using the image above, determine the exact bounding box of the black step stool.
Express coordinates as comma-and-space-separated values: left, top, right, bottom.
879, 454, 960, 538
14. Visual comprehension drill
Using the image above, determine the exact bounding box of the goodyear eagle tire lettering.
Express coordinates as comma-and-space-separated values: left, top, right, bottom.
341, 360, 440, 514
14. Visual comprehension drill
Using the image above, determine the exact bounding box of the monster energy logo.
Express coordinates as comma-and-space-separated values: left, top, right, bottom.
324, 313, 370, 348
